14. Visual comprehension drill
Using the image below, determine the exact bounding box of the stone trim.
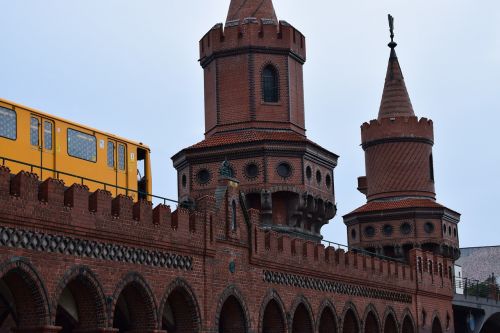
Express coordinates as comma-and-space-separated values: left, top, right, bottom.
263, 270, 412, 304
0, 226, 193, 270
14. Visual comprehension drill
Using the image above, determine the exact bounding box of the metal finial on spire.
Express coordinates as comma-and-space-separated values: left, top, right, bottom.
388, 14, 397, 50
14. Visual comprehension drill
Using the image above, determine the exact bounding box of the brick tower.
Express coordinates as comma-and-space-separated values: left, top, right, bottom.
343, 19, 461, 260
172, 0, 338, 241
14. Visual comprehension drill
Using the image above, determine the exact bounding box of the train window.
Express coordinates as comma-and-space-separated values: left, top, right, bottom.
0, 107, 16, 140
44, 121, 52, 150
30, 117, 39, 146
107, 141, 115, 168
67, 128, 97, 162
118, 144, 126, 171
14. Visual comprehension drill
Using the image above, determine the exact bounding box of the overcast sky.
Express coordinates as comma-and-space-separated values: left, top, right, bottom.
1, 0, 499, 247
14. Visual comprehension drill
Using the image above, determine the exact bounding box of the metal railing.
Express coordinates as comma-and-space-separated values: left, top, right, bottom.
321, 239, 405, 263
454, 276, 500, 302
0, 156, 178, 205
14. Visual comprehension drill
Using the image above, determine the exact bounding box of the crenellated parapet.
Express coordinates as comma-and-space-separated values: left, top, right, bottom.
361, 116, 434, 148
199, 19, 306, 68
0, 168, 208, 256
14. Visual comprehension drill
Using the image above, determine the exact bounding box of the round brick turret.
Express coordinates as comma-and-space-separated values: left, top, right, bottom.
360, 116, 435, 201
344, 32, 460, 261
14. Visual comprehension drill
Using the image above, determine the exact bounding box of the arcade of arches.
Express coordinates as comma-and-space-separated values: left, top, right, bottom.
0, 261, 427, 333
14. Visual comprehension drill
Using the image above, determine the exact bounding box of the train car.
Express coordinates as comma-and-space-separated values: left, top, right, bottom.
0, 98, 151, 201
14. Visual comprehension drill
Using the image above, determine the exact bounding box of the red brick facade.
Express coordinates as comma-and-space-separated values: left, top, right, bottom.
0, 1, 458, 332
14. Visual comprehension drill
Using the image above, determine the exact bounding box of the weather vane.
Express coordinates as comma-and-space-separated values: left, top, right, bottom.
387, 14, 397, 49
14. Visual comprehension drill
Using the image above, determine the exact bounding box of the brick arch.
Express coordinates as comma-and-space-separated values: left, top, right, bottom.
258, 289, 287, 333
52, 265, 107, 329
316, 299, 338, 333
215, 285, 251, 333
382, 307, 398, 333
0, 257, 51, 329
400, 309, 416, 333
110, 272, 158, 332
340, 302, 361, 333
289, 295, 314, 333
159, 278, 201, 333
431, 313, 443, 333
362, 304, 381, 333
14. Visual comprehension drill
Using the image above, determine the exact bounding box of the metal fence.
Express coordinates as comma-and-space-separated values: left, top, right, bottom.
454, 276, 500, 302
0, 155, 178, 206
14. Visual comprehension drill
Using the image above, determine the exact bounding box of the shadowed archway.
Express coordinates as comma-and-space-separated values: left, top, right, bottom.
219, 295, 247, 333
432, 317, 443, 333
291, 303, 313, 333
481, 312, 500, 333
342, 308, 359, 333
401, 315, 415, 333
112, 274, 157, 333
364, 311, 380, 333
318, 305, 337, 333
383, 312, 398, 333
161, 284, 200, 333
0, 260, 49, 331
261, 299, 286, 333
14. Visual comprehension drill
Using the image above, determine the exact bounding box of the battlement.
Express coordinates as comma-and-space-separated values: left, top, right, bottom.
0, 167, 208, 253
251, 227, 454, 293
199, 19, 306, 67
361, 116, 434, 146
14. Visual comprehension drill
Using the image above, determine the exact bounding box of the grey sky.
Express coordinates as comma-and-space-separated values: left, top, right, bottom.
1, 1, 498, 247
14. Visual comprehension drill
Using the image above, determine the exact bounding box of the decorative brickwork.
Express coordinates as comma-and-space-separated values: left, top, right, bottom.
262, 270, 413, 303
0, 225, 193, 270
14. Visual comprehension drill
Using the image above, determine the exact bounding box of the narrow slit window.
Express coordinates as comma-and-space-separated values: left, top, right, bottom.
429, 154, 435, 182
231, 200, 237, 231
30, 117, 39, 146
0, 107, 16, 140
262, 65, 279, 103
43, 121, 52, 150
118, 144, 126, 171
107, 141, 115, 168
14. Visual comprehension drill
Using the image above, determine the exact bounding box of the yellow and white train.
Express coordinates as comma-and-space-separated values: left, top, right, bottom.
0, 98, 151, 200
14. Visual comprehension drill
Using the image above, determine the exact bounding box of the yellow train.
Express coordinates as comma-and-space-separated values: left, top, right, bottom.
0, 98, 152, 201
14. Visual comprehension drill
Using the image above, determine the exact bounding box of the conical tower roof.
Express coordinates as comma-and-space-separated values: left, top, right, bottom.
226, 0, 278, 24
378, 38, 415, 119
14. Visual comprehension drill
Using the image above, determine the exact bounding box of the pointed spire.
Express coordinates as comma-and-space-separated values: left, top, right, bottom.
226, 0, 278, 25
378, 15, 415, 120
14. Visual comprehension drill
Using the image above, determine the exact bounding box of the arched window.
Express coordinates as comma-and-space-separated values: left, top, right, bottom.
231, 200, 237, 231
262, 65, 279, 103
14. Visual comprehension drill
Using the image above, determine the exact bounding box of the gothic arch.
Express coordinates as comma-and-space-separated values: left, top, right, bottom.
317, 299, 338, 333
289, 295, 314, 333
215, 285, 251, 333
400, 309, 416, 333
362, 304, 381, 333
382, 307, 398, 333
258, 289, 287, 333
431, 313, 443, 333
52, 265, 107, 329
159, 278, 201, 333
110, 272, 158, 332
340, 302, 361, 333
0, 257, 51, 328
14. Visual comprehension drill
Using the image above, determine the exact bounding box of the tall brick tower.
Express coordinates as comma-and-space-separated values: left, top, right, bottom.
172, 0, 338, 241
343, 18, 461, 260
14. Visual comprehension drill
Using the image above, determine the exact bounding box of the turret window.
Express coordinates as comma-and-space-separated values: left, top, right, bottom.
262, 65, 279, 103
429, 154, 434, 182
231, 200, 237, 231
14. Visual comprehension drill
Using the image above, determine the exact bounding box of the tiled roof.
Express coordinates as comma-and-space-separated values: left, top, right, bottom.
347, 199, 444, 215
378, 49, 415, 120
189, 130, 308, 149
226, 0, 277, 25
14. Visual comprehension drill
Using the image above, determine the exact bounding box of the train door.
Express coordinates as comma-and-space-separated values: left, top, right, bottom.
28, 115, 55, 179
107, 139, 129, 197
137, 147, 151, 200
